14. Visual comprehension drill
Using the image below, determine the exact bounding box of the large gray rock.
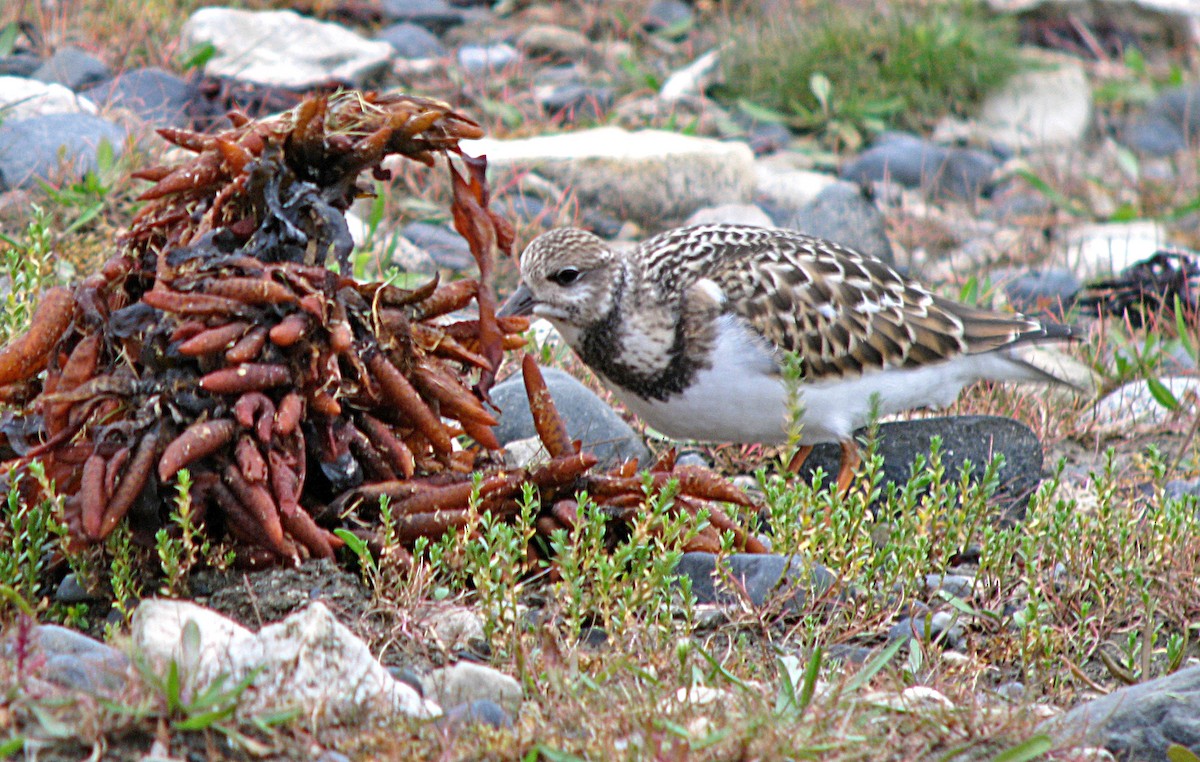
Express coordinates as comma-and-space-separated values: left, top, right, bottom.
462, 128, 755, 230
796, 415, 1045, 518
1044, 664, 1200, 760
132, 600, 439, 721
0, 113, 125, 190
840, 132, 998, 200
83, 67, 197, 128
784, 180, 895, 265
31, 46, 110, 90
181, 8, 393, 89
491, 364, 650, 468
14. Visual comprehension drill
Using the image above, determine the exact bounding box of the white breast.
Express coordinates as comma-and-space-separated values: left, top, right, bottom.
602, 314, 1026, 446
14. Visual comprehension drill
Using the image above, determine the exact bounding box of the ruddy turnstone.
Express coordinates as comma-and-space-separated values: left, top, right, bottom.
499, 224, 1075, 491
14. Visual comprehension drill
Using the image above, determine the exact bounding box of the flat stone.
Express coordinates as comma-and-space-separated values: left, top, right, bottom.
975, 51, 1092, 151
491, 364, 650, 468
132, 599, 438, 721
676, 552, 838, 611
785, 180, 895, 264
0, 76, 97, 120
463, 128, 755, 230
181, 8, 393, 89
0, 113, 126, 190
1043, 663, 1200, 759
423, 662, 522, 715
797, 415, 1045, 519
31, 46, 110, 90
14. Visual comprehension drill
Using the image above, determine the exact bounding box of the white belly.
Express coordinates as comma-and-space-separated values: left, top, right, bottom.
602, 314, 1023, 446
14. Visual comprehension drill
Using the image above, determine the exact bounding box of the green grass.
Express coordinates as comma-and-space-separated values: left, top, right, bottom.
713, 0, 1022, 149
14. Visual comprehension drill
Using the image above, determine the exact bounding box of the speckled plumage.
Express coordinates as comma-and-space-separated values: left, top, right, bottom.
500, 224, 1075, 485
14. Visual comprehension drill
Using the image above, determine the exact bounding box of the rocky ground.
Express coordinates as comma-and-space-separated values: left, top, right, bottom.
2, 0, 1200, 760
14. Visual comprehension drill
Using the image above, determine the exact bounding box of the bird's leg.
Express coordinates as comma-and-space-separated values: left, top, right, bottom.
785, 445, 813, 474
835, 439, 861, 494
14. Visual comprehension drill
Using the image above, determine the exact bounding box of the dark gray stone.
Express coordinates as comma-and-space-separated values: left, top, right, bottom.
399, 222, 474, 271
841, 132, 944, 189
676, 552, 837, 611
376, 22, 446, 59
796, 415, 1044, 519
0, 113, 126, 190
83, 68, 197, 128
923, 573, 975, 599
742, 119, 792, 156
1000, 268, 1081, 318
55, 573, 98, 604
439, 699, 513, 730
31, 46, 110, 90
785, 181, 895, 265
938, 148, 1000, 200
840, 133, 997, 200
1122, 113, 1188, 156
380, 0, 466, 34
491, 366, 650, 468
1043, 664, 1200, 760
540, 83, 613, 124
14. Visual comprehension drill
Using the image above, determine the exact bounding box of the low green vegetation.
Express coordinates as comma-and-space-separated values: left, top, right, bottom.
714, 0, 1022, 148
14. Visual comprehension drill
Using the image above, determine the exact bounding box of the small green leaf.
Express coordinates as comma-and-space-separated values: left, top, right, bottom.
1167, 744, 1200, 762
1146, 375, 1180, 411
991, 734, 1054, 762
0, 736, 24, 757
810, 72, 832, 112
179, 42, 216, 71
844, 637, 904, 692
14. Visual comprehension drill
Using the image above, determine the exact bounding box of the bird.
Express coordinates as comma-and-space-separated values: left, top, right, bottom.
498, 224, 1076, 492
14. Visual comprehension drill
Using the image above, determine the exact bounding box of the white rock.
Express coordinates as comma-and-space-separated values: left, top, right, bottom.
753, 165, 838, 214
0, 77, 97, 121
975, 51, 1092, 150
1091, 376, 1200, 433
181, 8, 393, 89
421, 606, 486, 650
1060, 220, 1166, 279
423, 662, 522, 714
503, 435, 551, 469
132, 600, 438, 721
684, 203, 773, 227
461, 128, 755, 230
660, 49, 722, 103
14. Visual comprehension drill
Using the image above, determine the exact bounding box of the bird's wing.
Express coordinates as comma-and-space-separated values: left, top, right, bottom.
688, 227, 1064, 380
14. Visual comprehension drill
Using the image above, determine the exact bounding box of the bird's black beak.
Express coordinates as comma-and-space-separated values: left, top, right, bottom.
497, 283, 537, 318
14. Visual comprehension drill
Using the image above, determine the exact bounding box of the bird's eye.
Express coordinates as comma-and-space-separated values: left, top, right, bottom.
549, 267, 581, 286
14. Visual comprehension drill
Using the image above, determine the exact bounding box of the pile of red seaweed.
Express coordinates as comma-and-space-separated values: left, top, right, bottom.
0, 90, 762, 573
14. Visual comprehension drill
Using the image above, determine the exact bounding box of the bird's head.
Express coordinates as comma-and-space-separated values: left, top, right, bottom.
499, 228, 623, 334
